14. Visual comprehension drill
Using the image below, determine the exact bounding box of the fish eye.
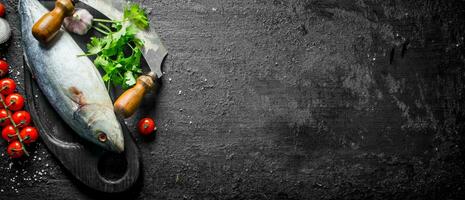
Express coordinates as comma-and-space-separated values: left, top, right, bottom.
98, 132, 107, 143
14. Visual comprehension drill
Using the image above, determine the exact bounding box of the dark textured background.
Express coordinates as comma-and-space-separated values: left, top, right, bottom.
1, 0, 465, 199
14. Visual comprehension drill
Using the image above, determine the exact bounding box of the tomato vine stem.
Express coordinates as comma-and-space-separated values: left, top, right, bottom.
0, 90, 29, 156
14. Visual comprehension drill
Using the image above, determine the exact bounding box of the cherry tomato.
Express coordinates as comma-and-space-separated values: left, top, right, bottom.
7, 141, 24, 159
5, 93, 25, 111
20, 126, 39, 144
137, 118, 156, 136
0, 60, 9, 77
12, 111, 31, 128
0, 108, 11, 127
0, 3, 5, 18
0, 78, 16, 95
2, 125, 17, 142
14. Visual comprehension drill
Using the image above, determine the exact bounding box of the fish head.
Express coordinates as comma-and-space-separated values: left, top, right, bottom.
86, 106, 125, 153
67, 86, 125, 153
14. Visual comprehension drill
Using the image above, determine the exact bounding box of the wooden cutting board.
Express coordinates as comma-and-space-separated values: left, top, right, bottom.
22, 1, 142, 193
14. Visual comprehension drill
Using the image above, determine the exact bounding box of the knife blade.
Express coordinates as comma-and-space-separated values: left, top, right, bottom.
79, 0, 168, 78
79, 0, 168, 118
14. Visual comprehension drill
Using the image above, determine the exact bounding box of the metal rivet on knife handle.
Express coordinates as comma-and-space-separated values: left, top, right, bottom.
32, 0, 75, 43
114, 73, 156, 118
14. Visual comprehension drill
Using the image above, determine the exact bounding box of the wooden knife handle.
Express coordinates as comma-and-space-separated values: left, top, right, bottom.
114, 75, 156, 118
32, 0, 75, 43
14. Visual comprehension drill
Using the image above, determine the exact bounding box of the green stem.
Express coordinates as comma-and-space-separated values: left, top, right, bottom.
77, 53, 96, 57
97, 23, 113, 33
106, 75, 112, 91
128, 43, 136, 51
93, 18, 124, 23
0, 92, 29, 157
94, 27, 109, 35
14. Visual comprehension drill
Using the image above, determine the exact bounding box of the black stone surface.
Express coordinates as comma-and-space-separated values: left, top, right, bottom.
1, 0, 465, 199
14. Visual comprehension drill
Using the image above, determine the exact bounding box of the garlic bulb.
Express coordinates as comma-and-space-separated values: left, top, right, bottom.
64, 9, 93, 35
0, 18, 11, 45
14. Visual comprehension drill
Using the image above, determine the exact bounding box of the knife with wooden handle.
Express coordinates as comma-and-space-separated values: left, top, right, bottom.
79, 0, 168, 118
32, 0, 75, 43
114, 72, 157, 118
32, 0, 168, 117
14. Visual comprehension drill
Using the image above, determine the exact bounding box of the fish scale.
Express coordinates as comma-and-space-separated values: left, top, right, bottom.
19, 0, 124, 152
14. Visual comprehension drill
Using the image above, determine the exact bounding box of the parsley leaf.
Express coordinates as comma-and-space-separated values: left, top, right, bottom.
124, 4, 149, 29
84, 4, 150, 89
124, 71, 137, 86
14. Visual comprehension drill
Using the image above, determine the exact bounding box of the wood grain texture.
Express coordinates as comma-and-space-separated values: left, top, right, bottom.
24, 62, 141, 193
114, 75, 156, 118
32, 0, 74, 43
22, 1, 141, 193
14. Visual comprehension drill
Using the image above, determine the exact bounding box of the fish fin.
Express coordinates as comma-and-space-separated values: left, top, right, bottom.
67, 87, 88, 120
67, 87, 86, 106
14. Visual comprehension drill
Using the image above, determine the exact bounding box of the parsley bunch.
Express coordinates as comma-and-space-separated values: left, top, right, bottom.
83, 4, 149, 89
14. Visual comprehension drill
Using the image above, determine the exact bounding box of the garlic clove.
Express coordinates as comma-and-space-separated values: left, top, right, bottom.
0, 18, 11, 45
64, 9, 94, 35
